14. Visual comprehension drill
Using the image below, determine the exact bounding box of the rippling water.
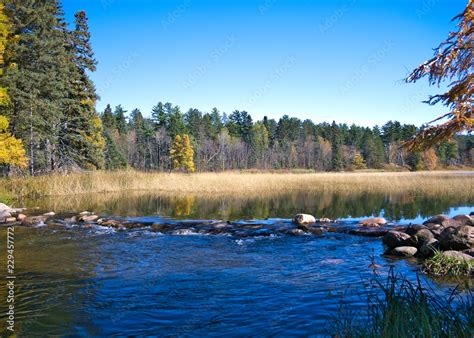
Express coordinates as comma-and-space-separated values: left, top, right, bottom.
0, 191, 473, 336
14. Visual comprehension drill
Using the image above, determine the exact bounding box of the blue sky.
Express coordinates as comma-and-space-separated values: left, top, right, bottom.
62, 0, 465, 126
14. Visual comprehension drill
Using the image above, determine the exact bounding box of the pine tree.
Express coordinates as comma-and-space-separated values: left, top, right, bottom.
151, 101, 167, 129
331, 121, 344, 171
101, 104, 116, 129
60, 10, 104, 170
114, 105, 127, 135
3, 0, 71, 173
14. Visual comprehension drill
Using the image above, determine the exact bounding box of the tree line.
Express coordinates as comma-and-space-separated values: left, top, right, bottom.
99, 102, 473, 172
0, 0, 472, 175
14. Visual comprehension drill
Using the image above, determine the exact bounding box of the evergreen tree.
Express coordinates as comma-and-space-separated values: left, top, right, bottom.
3, 0, 71, 173
114, 105, 127, 135
331, 121, 344, 171
101, 104, 116, 129
151, 101, 166, 129
60, 10, 104, 170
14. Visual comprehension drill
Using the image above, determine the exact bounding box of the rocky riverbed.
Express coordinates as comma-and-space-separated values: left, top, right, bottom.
1, 202, 473, 266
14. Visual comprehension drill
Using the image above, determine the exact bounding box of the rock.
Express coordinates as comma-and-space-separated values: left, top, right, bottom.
409, 229, 435, 248
359, 217, 387, 227
405, 224, 427, 236
64, 216, 77, 223
21, 216, 47, 227
424, 214, 450, 225
5, 217, 16, 223
441, 218, 463, 228
452, 214, 472, 226
442, 251, 474, 261
462, 249, 474, 257
79, 214, 99, 222
0, 203, 12, 212
290, 229, 306, 236
424, 223, 444, 238
319, 218, 332, 223
100, 219, 125, 228
347, 228, 389, 237
292, 214, 316, 225
16, 214, 27, 221
419, 239, 439, 258
43, 211, 55, 217
0, 211, 12, 222
382, 231, 412, 249
388, 246, 418, 257
439, 225, 474, 251
79, 211, 92, 216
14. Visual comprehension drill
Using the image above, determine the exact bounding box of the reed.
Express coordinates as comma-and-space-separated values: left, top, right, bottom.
330, 269, 474, 337
1, 170, 473, 199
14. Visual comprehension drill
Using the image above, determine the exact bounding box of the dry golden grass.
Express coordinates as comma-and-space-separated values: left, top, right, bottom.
1, 170, 473, 199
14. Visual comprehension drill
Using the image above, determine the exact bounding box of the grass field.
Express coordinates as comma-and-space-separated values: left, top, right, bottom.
1, 170, 473, 200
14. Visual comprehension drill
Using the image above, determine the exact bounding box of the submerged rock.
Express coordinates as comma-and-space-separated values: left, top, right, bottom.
359, 217, 387, 227
79, 214, 99, 223
382, 231, 411, 249
21, 216, 47, 227
292, 214, 316, 225
388, 246, 418, 257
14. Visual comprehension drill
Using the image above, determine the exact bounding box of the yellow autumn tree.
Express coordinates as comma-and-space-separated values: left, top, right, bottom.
182, 134, 195, 173
352, 152, 367, 170
0, 115, 27, 167
170, 134, 183, 170
0, 1, 10, 106
170, 134, 195, 173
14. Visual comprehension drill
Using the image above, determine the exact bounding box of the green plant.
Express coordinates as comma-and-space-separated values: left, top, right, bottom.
330, 268, 474, 337
424, 251, 473, 276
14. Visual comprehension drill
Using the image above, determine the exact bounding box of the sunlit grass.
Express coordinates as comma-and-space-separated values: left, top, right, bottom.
0, 170, 473, 199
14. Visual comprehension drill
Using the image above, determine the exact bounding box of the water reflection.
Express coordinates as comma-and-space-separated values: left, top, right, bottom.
18, 190, 473, 221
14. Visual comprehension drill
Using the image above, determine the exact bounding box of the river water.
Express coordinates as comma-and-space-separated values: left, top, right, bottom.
0, 190, 473, 336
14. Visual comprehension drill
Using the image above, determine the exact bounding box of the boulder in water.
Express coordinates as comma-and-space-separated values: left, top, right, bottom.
292, 214, 316, 225
388, 246, 418, 257
359, 217, 387, 227
439, 225, 474, 251
382, 231, 411, 248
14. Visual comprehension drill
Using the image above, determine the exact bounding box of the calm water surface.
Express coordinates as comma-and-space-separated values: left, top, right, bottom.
1, 190, 473, 336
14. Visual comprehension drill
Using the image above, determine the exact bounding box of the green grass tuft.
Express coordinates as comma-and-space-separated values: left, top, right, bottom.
330, 268, 474, 337
424, 251, 473, 277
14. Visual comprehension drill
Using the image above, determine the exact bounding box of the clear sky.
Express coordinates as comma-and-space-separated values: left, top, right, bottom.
62, 0, 466, 127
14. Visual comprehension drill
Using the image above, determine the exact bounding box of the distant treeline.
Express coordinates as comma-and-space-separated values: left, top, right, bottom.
101, 103, 473, 172
0, 1, 472, 175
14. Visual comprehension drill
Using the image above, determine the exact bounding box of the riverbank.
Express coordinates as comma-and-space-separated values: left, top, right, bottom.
1, 170, 473, 200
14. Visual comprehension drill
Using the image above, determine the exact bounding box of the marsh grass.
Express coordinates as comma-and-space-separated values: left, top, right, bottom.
1, 170, 473, 199
331, 269, 474, 337
424, 251, 474, 276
